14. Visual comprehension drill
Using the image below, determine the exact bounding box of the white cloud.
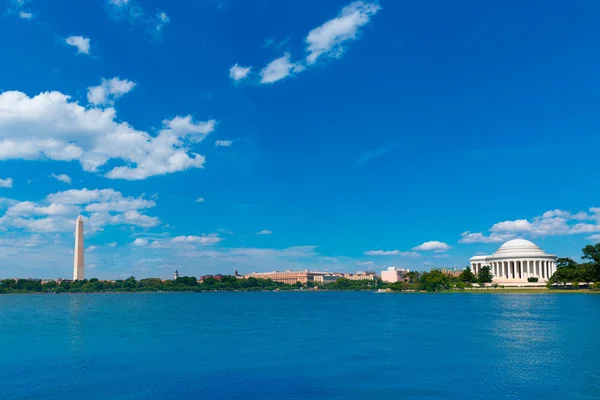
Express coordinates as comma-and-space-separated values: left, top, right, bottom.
229, 64, 251, 81
412, 241, 452, 252
5, 202, 80, 218
215, 140, 233, 147
231, 2, 380, 87
260, 53, 303, 84
588, 234, 600, 242
150, 11, 170, 38
106, 0, 169, 39
19, 11, 32, 19
0, 188, 159, 234
460, 207, 600, 243
195, 197, 205, 203
65, 36, 91, 55
0, 178, 13, 188
133, 238, 149, 246
108, 242, 117, 247
171, 235, 223, 246
0, 90, 216, 180
131, 234, 224, 248
364, 250, 420, 257
356, 261, 374, 266
87, 77, 136, 106
257, 229, 272, 235
459, 231, 516, 244
86, 245, 97, 252
305, 1, 380, 65
51, 173, 72, 184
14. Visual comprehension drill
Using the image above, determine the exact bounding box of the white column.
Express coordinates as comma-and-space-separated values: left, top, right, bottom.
542, 261, 546, 279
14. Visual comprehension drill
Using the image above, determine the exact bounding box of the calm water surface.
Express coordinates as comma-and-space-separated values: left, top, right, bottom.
1, 292, 599, 400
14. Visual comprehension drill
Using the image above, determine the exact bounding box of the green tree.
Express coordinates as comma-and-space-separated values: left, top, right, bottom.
459, 267, 475, 283
477, 266, 493, 284
419, 270, 450, 292
388, 281, 409, 291
556, 257, 578, 269
581, 244, 600, 282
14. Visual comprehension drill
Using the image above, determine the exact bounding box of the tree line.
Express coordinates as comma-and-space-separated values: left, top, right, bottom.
548, 244, 600, 289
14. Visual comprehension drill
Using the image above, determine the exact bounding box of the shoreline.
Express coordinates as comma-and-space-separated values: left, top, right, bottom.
1, 288, 599, 295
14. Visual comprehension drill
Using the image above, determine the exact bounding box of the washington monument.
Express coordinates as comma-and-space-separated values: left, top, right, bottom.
73, 215, 84, 281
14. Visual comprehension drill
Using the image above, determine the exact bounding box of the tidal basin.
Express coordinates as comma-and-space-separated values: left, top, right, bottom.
1, 292, 598, 400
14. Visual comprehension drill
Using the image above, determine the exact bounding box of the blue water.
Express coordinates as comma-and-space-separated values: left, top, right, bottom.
1, 292, 599, 400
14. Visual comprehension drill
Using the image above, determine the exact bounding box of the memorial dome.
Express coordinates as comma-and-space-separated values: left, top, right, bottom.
492, 239, 545, 257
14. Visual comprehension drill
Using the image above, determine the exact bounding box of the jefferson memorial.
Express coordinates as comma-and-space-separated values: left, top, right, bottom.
470, 239, 557, 283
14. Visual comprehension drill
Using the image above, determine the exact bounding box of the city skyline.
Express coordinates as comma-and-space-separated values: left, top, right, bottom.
1, 0, 600, 279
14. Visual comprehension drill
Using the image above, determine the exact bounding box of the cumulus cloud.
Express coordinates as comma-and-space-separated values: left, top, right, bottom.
215, 140, 233, 147
0, 188, 159, 234
19, 11, 32, 19
256, 229, 272, 235
260, 53, 304, 84
0, 90, 216, 180
229, 64, 251, 81
0, 178, 13, 188
364, 250, 420, 257
305, 1, 380, 65
51, 174, 72, 184
133, 238, 149, 246
460, 207, 600, 243
412, 241, 452, 252
87, 77, 136, 106
195, 197, 205, 203
65, 36, 91, 55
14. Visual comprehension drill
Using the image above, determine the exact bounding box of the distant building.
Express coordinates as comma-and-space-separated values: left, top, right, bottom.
174, 270, 179, 280
313, 275, 341, 284
342, 271, 377, 281
381, 267, 410, 283
243, 270, 326, 285
198, 274, 223, 283
437, 268, 463, 277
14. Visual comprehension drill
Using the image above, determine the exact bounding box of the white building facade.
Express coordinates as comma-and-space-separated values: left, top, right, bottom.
381, 267, 410, 283
470, 239, 557, 283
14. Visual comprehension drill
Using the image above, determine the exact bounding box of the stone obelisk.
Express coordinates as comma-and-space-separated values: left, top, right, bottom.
73, 215, 84, 281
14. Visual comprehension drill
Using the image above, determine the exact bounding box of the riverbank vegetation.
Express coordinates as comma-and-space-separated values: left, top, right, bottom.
2, 245, 599, 294
548, 244, 600, 289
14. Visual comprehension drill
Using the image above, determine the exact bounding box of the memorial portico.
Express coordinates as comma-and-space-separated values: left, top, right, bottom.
469, 239, 556, 284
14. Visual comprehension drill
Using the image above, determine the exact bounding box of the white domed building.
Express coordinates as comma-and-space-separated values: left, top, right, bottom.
469, 239, 557, 283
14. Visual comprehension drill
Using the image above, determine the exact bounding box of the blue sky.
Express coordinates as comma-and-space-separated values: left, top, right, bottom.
1, 0, 600, 279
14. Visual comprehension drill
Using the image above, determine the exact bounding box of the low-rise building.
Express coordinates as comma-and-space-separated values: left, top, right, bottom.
381, 267, 410, 283
313, 275, 341, 284
341, 272, 377, 281
438, 268, 463, 277
243, 270, 325, 284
